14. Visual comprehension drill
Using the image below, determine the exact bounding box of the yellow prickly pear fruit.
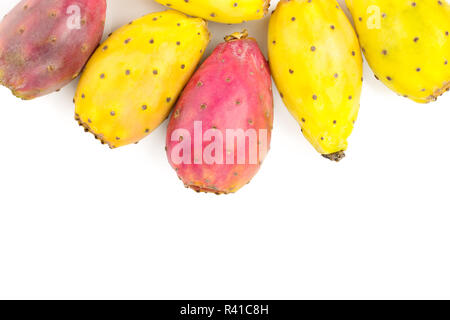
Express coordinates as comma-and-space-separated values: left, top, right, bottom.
75, 10, 210, 148
346, 0, 450, 103
268, 0, 363, 161
154, 0, 270, 24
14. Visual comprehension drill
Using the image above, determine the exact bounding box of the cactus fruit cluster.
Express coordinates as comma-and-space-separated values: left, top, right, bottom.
0, 0, 449, 194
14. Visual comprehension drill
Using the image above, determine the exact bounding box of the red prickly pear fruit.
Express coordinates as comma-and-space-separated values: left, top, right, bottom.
166, 31, 274, 195
0, 0, 106, 100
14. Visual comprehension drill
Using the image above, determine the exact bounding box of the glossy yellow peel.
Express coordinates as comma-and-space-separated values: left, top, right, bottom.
268, 0, 363, 159
346, 0, 450, 103
75, 10, 210, 148
154, 0, 270, 24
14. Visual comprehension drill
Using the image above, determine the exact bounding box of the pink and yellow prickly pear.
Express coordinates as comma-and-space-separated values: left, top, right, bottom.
154, 0, 270, 24
166, 31, 273, 194
0, 0, 106, 99
75, 10, 210, 148
268, 0, 363, 161
346, 0, 450, 103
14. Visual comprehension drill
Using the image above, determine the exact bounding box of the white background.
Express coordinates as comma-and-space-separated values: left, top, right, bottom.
0, 0, 449, 300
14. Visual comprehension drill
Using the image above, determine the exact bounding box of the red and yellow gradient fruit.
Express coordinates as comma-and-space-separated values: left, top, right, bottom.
166, 31, 273, 194
268, 0, 363, 161
0, 0, 106, 99
74, 10, 210, 148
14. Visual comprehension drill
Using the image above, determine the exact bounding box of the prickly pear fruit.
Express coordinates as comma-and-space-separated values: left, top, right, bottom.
268, 0, 362, 161
346, 0, 450, 103
0, 0, 106, 100
155, 0, 270, 24
74, 10, 210, 148
166, 31, 273, 194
